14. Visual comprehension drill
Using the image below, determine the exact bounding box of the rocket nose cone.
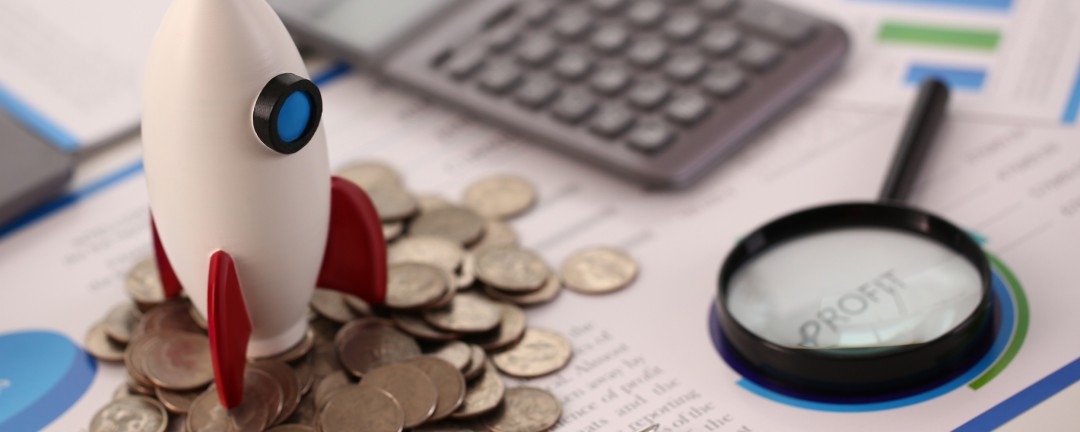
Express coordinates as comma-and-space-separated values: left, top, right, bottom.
253, 73, 323, 155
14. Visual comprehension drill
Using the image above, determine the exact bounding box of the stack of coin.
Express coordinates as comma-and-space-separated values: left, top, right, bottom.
87, 164, 639, 431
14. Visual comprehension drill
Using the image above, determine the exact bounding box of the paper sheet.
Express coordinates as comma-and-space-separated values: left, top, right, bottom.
2, 0, 1080, 430
0, 1, 169, 150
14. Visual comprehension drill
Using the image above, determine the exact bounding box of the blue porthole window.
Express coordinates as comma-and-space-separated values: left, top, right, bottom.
253, 73, 322, 154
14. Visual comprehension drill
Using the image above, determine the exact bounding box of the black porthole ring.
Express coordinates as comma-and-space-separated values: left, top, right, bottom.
253, 73, 323, 155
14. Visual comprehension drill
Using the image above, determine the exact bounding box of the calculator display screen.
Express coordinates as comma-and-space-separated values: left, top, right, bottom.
269, 0, 446, 53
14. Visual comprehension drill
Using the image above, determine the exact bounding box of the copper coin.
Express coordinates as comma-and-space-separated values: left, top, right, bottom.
155, 386, 201, 415
253, 360, 303, 426
142, 332, 214, 391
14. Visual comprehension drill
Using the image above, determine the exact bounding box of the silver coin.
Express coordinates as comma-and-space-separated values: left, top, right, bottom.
90, 396, 167, 432
483, 276, 562, 307
126, 376, 155, 397
318, 386, 405, 432
388, 236, 465, 274
142, 332, 214, 391
465, 302, 527, 352
422, 292, 502, 334
253, 360, 303, 426
560, 246, 639, 294
456, 253, 477, 290
188, 304, 208, 330
462, 345, 487, 381
429, 341, 473, 371
269, 425, 317, 432
474, 247, 550, 293
314, 371, 353, 410
449, 361, 505, 420
310, 289, 359, 324
367, 185, 420, 222
154, 386, 200, 415
463, 175, 537, 220
343, 294, 374, 317
409, 207, 486, 247
404, 356, 467, 422
482, 387, 562, 432
360, 363, 438, 428
113, 383, 136, 401
385, 262, 449, 310
134, 301, 202, 339
126, 256, 165, 306
336, 319, 421, 377
186, 384, 268, 432
416, 194, 454, 213
491, 328, 572, 378
412, 422, 487, 432
383, 222, 405, 242
84, 322, 125, 362
103, 303, 139, 344
471, 219, 519, 252
391, 313, 459, 342
336, 161, 403, 191
293, 351, 317, 395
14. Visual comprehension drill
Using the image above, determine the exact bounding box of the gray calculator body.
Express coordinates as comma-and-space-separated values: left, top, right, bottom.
273, 0, 849, 188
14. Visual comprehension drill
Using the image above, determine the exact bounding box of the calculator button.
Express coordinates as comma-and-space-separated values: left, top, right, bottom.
522, 2, 555, 25
487, 25, 520, 53
702, 64, 746, 98
627, 1, 665, 28
590, 66, 632, 95
737, 1, 817, 45
665, 93, 711, 125
446, 46, 486, 79
590, 0, 627, 14
517, 35, 559, 66
590, 24, 631, 54
478, 62, 524, 94
627, 37, 668, 68
699, 0, 739, 16
552, 90, 598, 123
627, 120, 676, 153
664, 52, 707, 82
627, 78, 671, 109
737, 38, 783, 71
663, 12, 704, 42
590, 104, 636, 138
553, 8, 595, 40
701, 25, 742, 56
554, 51, 595, 81
515, 75, 561, 109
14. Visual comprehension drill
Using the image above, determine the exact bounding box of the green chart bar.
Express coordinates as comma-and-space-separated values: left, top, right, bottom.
878, 22, 1001, 51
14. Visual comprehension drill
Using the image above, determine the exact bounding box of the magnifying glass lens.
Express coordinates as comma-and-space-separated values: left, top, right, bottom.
727, 227, 983, 351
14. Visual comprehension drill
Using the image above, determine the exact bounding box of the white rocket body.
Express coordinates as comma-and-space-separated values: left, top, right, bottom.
142, 0, 328, 356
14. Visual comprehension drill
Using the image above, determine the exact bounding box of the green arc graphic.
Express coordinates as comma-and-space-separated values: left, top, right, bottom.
969, 253, 1030, 390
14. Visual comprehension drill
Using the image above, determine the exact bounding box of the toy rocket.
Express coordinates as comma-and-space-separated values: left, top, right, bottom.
141, 0, 386, 408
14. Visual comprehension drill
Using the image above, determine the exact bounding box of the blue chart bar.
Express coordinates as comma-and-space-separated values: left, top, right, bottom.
853, 0, 1012, 12
906, 64, 987, 91
1062, 59, 1080, 124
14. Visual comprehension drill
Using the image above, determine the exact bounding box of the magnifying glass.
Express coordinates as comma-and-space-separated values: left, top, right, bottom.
716, 80, 995, 397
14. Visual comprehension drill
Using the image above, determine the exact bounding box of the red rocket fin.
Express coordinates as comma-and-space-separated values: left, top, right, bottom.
317, 176, 387, 305
150, 214, 182, 299
207, 250, 252, 409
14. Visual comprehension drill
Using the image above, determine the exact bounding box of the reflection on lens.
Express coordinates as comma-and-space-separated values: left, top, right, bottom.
726, 228, 983, 351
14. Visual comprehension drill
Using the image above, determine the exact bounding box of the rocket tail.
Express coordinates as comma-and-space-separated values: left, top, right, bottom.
207, 250, 252, 409
317, 177, 387, 305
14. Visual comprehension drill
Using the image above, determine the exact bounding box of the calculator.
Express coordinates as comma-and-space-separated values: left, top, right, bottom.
272, 0, 849, 188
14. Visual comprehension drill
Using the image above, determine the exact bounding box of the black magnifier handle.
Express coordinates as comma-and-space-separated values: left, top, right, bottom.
879, 79, 951, 203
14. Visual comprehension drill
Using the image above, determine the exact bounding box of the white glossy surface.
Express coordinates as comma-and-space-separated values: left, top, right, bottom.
142, 0, 329, 356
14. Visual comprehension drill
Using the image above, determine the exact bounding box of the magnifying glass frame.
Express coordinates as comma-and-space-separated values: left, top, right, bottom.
716, 202, 995, 396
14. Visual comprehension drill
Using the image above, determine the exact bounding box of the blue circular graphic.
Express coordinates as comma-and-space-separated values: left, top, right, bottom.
709, 269, 1015, 412
276, 91, 313, 143
0, 330, 97, 431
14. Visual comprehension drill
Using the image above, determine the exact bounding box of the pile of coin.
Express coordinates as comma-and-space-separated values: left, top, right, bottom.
86, 164, 639, 432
